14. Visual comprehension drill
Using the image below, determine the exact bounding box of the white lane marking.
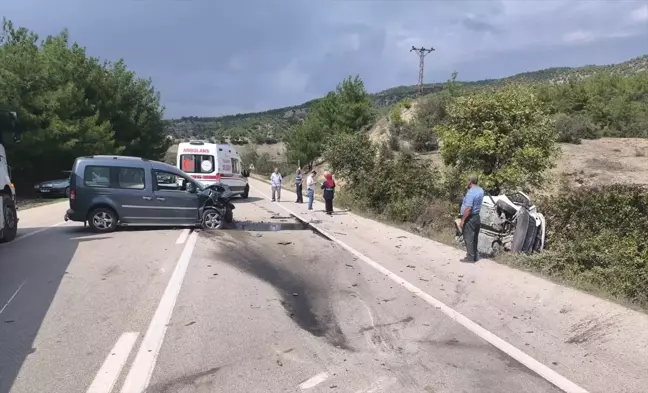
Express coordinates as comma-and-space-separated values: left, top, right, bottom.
249, 183, 589, 393
175, 228, 190, 245
120, 231, 198, 393
0, 221, 67, 246
299, 372, 330, 390
86, 332, 139, 393
0, 281, 26, 316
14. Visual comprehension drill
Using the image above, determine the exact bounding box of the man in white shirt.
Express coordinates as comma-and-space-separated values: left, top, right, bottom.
306, 170, 316, 210
270, 168, 282, 202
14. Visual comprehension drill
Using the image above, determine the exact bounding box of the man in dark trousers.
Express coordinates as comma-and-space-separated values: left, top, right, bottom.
459, 175, 484, 262
295, 168, 304, 203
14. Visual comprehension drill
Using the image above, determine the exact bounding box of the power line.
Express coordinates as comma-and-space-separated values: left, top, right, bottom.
410, 46, 435, 97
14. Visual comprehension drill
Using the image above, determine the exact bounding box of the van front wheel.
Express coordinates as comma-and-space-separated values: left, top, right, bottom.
241, 185, 249, 199
88, 207, 117, 233
0, 195, 18, 243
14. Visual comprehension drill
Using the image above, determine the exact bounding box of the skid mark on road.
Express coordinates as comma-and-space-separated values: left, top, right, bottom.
249, 183, 590, 393
211, 230, 354, 351
146, 366, 221, 393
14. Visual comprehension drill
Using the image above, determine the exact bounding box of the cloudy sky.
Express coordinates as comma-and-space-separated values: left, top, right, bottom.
3, 0, 648, 119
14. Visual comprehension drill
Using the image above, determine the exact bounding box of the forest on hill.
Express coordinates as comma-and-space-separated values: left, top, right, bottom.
164, 55, 648, 143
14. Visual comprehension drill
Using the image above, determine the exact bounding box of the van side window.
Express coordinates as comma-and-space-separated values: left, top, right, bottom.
180, 154, 214, 174
154, 170, 189, 192
118, 167, 146, 190
84, 166, 111, 188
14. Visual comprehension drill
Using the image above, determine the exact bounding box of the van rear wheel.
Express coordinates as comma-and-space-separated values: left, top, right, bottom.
88, 207, 117, 233
241, 185, 249, 199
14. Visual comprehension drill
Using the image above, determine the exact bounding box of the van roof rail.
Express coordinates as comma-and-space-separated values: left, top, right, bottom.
83, 155, 149, 161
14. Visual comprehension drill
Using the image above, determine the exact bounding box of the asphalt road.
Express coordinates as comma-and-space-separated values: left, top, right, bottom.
1, 196, 563, 393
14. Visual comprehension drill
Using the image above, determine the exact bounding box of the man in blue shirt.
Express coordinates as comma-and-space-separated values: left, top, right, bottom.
459, 175, 484, 262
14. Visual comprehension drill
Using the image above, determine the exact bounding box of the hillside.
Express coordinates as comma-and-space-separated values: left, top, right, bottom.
164, 55, 648, 142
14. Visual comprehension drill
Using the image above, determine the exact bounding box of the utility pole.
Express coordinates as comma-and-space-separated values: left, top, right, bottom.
410, 46, 435, 96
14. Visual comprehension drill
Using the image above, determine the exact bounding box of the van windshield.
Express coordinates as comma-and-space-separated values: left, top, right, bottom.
180, 154, 215, 174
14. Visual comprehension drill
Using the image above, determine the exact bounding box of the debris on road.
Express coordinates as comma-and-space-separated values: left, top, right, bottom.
277, 241, 292, 245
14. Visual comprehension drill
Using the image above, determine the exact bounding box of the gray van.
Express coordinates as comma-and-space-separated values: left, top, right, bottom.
65, 155, 208, 233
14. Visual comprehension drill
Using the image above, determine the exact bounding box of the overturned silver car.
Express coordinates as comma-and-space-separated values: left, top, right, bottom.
456, 191, 546, 256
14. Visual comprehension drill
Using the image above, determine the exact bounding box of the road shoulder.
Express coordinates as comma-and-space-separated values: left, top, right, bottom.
247, 177, 648, 393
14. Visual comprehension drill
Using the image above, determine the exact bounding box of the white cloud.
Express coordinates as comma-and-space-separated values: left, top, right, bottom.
630, 4, 648, 23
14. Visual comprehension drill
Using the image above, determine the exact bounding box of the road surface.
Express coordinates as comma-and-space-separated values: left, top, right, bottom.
0, 186, 644, 393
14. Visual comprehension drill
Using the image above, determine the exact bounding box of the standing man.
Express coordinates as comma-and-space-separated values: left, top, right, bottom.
270, 168, 282, 202
306, 170, 316, 210
459, 175, 484, 263
295, 168, 304, 203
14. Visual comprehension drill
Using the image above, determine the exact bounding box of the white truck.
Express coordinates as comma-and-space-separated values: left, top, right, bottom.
0, 109, 19, 243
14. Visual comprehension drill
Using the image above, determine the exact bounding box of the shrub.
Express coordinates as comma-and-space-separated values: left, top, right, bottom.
415, 94, 450, 129
391, 106, 404, 126
554, 113, 601, 144
403, 123, 439, 152
528, 185, 648, 306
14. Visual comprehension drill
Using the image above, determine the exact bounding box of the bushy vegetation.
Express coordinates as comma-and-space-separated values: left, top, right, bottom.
301, 69, 648, 308
521, 185, 648, 307
163, 55, 648, 143
0, 19, 169, 190
537, 72, 648, 141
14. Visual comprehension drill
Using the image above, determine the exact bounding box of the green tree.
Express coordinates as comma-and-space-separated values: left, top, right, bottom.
437, 85, 559, 194
286, 75, 375, 166
0, 19, 169, 188
323, 132, 375, 187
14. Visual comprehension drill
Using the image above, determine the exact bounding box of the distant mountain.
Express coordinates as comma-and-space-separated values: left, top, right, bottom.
164, 54, 648, 143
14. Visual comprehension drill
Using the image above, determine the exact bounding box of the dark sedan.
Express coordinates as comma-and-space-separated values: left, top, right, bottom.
34, 171, 71, 198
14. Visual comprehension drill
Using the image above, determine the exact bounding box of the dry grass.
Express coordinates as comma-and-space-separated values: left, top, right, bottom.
548, 138, 648, 192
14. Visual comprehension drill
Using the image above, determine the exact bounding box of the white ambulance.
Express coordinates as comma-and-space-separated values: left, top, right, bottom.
176, 140, 250, 198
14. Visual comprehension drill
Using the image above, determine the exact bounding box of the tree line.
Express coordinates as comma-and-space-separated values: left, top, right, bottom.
0, 19, 169, 191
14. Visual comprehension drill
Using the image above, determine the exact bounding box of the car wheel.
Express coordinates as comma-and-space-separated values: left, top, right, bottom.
87, 207, 117, 233
65, 187, 70, 198
202, 209, 223, 230
0, 195, 18, 243
241, 185, 249, 199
